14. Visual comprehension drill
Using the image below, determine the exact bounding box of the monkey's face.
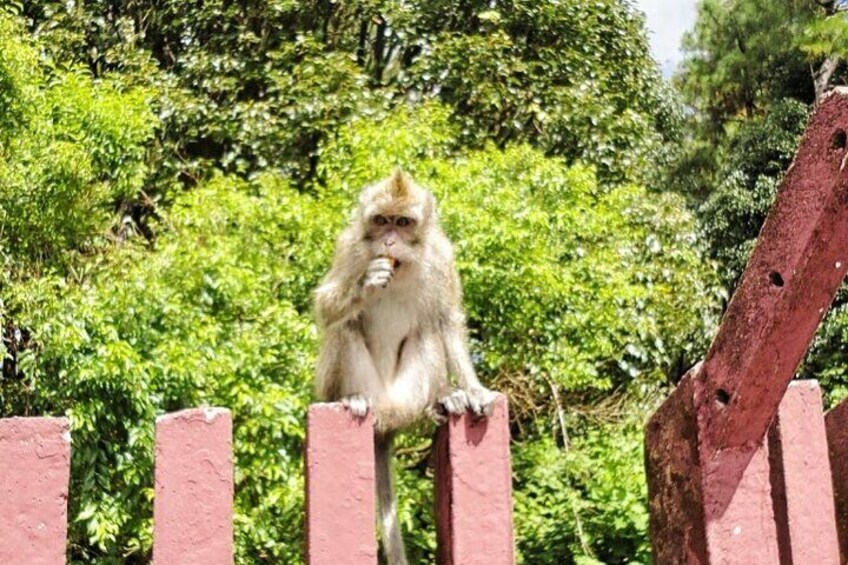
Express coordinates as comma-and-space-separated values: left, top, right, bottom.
357, 170, 435, 266
365, 212, 422, 265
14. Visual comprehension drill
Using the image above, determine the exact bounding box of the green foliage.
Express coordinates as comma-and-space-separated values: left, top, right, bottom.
0, 13, 155, 267
1, 98, 718, 562
406, 0, 681, 181
514, 406, 653, 564
800, 13, 848, 59
698, 99, 809, 286
23, 0, 675, 186
6, 176, 323, 562
0, 4, 729, 563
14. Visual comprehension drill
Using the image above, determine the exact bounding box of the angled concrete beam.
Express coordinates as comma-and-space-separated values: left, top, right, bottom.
647, 90, 848, 562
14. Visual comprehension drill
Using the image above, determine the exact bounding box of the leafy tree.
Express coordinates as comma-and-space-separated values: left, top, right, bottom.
699, 99, 809, 287
19, 0, 677, 186
0, 13, 154, 269
678, 0, 825, 132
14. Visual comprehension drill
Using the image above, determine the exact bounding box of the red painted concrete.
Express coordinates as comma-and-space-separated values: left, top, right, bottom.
646, 369, 779, 564
826, 399, 848, 562
700, 90, 848, 454
306, 403, 377, 565
768, 380, 839, 564
153, 408, 233, 565
435, 394, 514, 565
0, 417, 71, 565
646, 90, 848, 562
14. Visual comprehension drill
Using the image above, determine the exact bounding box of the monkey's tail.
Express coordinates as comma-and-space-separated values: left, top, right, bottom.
375, 432, 409, 565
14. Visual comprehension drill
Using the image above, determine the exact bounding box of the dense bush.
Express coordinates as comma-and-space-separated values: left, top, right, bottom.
8, 175, 320, 561
0, 14, 154, 268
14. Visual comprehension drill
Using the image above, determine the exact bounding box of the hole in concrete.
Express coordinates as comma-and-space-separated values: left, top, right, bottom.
834, 129, 847, 151
769, 271, 784, 287
716, 389, 731, 407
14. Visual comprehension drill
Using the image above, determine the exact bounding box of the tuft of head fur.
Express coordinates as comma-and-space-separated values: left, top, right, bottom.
387, 168, 411, 199
358, 169, 436, 230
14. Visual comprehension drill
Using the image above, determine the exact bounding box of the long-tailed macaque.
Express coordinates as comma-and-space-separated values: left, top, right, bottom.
314, 170, 496, 564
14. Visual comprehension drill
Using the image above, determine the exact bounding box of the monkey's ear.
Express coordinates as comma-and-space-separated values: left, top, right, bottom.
388, 168, 411, 199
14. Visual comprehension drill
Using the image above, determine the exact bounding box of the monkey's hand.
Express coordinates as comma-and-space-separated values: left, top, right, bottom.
341, 394, 371, 418
466, 386, 497, 418
362, 257, 394, 292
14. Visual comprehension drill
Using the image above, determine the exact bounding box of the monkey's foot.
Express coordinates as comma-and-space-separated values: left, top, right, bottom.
466, 387, 497, 418
341, 394, 370, 418
430, 389, 469, 424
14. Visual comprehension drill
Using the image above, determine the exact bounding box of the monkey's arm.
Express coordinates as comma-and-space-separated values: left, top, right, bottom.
314, 277, 367, 329
440, 311, 496, 417
441, 310, 483, 389
314, 233, 372, 328
438, 264, 497, 417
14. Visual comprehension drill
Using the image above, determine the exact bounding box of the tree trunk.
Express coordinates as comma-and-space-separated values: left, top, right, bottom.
814, 56, 840, 105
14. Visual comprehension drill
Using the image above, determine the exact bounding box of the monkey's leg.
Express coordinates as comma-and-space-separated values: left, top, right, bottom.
382, 334, 442, 429
338, 326, 382, 417
441, 324, 496, 417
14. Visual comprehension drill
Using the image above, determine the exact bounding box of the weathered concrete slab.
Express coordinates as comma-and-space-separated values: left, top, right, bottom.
153, 408, 233, 565
826, 398, 848, 562
0, 417, 71, 565
435, 394, 514, 565
306, 403, 377, 565
768, 380, 838, 564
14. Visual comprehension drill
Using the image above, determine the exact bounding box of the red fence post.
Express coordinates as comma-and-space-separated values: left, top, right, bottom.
153, 408, 233, 565
306, 403, 377, 565
768, 380, 839, 564
0, 417, 71, 565
435, 394, 514, 565
826, 399, 848, 562
646, 89, 848, 562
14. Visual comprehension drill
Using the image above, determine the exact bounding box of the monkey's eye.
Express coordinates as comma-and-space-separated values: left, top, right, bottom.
373, 215, 389, 226
395, 217, 414, 227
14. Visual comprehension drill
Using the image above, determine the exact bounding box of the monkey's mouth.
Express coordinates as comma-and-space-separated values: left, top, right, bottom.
384, 255, 401, 269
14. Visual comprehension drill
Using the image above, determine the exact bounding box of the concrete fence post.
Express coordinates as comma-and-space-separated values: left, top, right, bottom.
826, 399, 848, 562
0, 417, 71, 565
768, 380, 839, 564
646, 90, 848, 562
435, 394, 515, 565
153, 408, 233, 565
306, 403, 377, 565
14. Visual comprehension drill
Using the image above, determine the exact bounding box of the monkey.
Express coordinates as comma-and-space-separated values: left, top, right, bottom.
314, 169, 497, 565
